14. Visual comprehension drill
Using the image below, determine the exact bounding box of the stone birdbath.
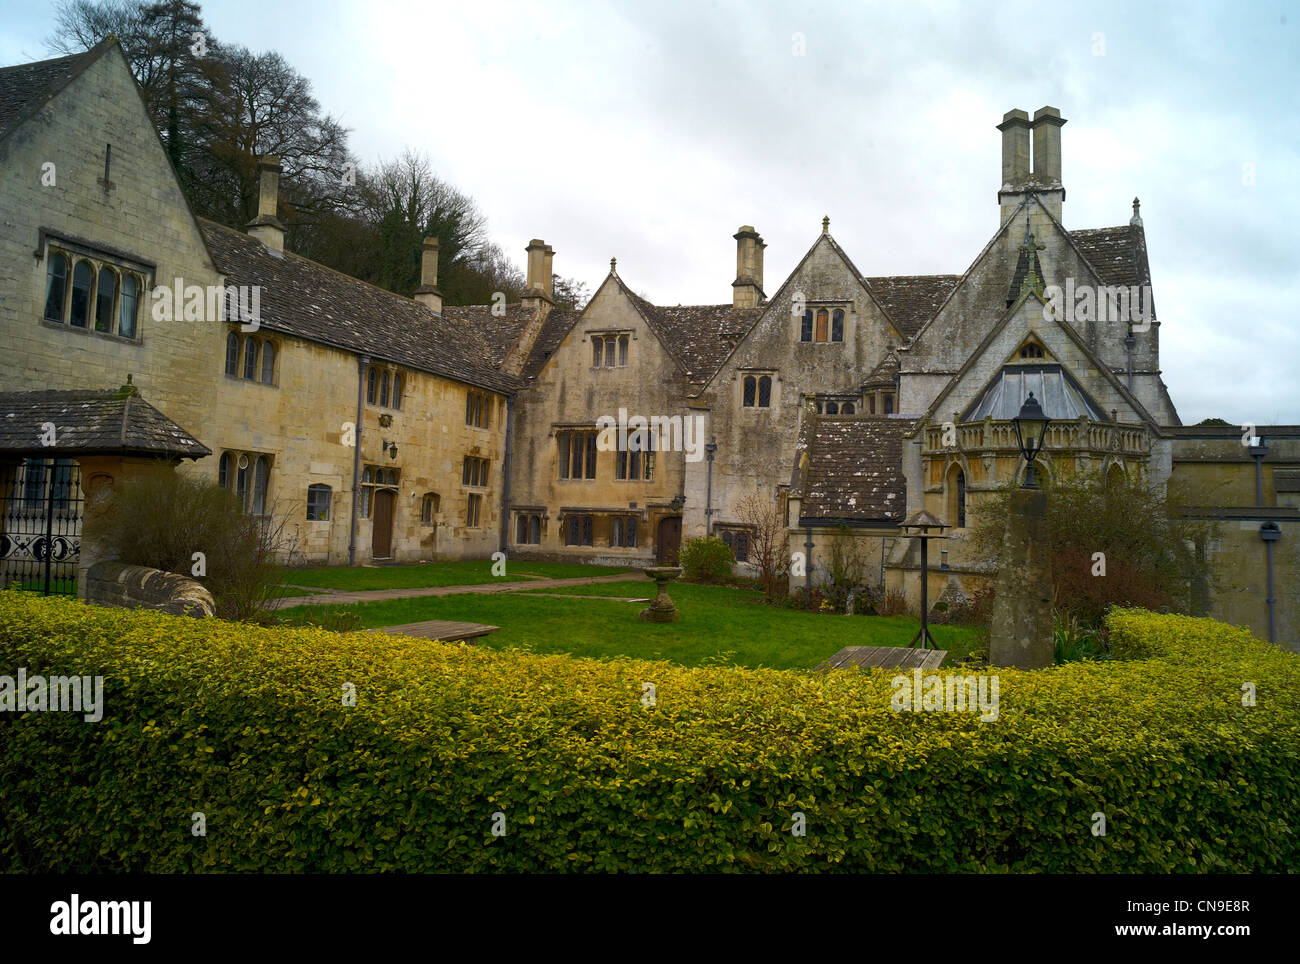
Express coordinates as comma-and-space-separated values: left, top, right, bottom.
639, 566, 684, 623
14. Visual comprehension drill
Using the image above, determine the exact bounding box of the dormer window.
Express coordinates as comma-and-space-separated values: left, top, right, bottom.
1019, 343, 1045, 359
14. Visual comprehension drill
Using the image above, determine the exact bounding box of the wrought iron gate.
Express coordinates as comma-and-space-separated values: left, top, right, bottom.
0, 459, 82, 596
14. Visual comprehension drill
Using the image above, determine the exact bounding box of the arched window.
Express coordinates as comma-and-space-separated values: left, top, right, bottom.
743, 375, 756, 407
251, 456, 269, 515
225, 332, 240, 376
1019, 343, 1044, 359
422, 492, 440, 525
825, 401, 839, 415
530, 514, 540, 543
70, 260, 93, 327
592, 339, 602, 366
618, 335, 629, 366
218, 452, 232, 490
94, 267, 117, 332
801, 309, 813, 342
260, 341, 275, 384
758, 375, 772, 408
831, 308, 844, 342
815, 309, 829, 342
380, 370, 390, 407
243, 339, 259, 380
119, 274, 139, 338
841, 402, 855, 414
366, 367, 377, 404
947, 466, 966, 529
235, 454, 250, 508
306, 484, 331, 521
44, 253, 68, 321
391, 373, 402, 410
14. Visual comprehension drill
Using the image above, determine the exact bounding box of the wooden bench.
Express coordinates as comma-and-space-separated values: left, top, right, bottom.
367, 620, 500, 642
815, 645, 947, 671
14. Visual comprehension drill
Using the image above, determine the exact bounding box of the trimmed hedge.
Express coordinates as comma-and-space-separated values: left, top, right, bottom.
1, 592, 1296, 872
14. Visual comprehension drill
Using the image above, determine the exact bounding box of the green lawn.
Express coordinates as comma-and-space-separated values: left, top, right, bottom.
279, 559, 633, 592
279, 581, 981, 670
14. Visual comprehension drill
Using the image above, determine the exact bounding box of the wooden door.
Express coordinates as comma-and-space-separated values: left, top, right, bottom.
656, 516, 682, 566
372, 489, 395, 559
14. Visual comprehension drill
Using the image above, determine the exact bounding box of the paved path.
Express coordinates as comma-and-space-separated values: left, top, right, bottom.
271, 571, 650, 610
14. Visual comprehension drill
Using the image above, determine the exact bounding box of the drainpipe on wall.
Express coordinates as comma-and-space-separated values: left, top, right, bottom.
1249, 435, 1276, 644
1261, 523, 1279, 645
500, 394, 515, 555
347, 354, 369, 566
804, 525, 814, 593
704, 441, 717, 535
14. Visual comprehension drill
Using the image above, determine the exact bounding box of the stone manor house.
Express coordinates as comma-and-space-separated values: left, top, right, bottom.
1, 39, 1295, 645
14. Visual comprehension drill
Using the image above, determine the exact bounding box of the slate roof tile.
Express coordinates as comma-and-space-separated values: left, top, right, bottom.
0, 389, 209, 458
864, 275, 961, 338
200, 220, 520, 394
801, 415, 920, 522
0, 43, 105, 142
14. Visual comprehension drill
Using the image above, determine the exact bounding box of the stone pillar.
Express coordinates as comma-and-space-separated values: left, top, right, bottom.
988, 488, 1054, 668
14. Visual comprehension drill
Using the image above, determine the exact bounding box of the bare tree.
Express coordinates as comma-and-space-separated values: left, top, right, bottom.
734, 490, 788, 600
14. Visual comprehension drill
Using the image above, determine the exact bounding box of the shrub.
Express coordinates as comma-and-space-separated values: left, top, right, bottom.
1, 592, 1297, 873
969, 471, 1214, 627
678, 536, 733, 583
98, 472, 295, 621
877, 587, 911, 617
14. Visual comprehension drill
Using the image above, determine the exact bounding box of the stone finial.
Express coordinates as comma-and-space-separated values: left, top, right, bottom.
822, 215, 830, 234
610, 257, 617, 274
1130, 197, 1142, 226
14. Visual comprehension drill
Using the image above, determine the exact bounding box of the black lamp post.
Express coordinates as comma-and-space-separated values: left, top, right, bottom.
899, 509, 949, 649
1013, 392, 1051, 489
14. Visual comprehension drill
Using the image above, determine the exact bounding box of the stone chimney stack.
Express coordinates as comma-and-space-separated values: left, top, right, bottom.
521, 239, 555, 315
246, 155, 285, 252
997, 110, 1031, 188
413, 237, 442, 314
997, 106, 1066, 227
732, 225, 766, 308
1032, 107, 1065, 186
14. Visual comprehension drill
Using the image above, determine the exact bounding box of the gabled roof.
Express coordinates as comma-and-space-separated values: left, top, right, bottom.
0, 40, 111, 144
799, 415, 920, 523
0, 388, 209, 459
200, 220, 520, 394
860, 352, 900, 390
921, 286, 1161, 430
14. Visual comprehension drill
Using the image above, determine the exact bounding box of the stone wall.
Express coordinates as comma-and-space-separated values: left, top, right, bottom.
84, 560, 215, 617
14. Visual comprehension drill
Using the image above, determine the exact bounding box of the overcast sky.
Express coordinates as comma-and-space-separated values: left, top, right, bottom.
4, 0, 1297, 425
